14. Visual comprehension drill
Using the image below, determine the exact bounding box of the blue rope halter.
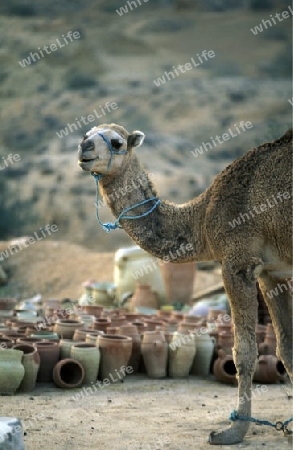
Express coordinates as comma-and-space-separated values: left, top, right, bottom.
90, 132, 160, 233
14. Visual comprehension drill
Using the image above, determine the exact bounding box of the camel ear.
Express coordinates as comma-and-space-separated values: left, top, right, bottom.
128, 131, 145, 148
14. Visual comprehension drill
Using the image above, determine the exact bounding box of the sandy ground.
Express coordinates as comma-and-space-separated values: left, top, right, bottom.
1, 376, 292, 450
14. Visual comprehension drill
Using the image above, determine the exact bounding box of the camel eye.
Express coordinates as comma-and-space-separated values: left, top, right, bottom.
111, 139, 123, 150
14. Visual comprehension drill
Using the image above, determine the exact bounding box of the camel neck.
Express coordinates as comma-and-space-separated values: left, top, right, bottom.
99, 153, 210, 262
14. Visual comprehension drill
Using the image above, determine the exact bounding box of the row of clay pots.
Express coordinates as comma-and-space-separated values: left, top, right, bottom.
213, 349, 287, 385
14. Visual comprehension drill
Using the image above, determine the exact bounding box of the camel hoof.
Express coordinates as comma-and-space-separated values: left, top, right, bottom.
208, 428, 244, 445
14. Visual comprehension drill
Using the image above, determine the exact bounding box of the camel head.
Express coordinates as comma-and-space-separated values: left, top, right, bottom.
77, 123, 145, 175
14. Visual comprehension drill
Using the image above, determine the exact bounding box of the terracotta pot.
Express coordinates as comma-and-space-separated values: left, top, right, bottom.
2, 333, 26, 342
156, 310, 172, 319
125, 313, 141, 321
44, 299, 63, 309
12, 344, 40, 392
53, 358, 85, 389
0, 298, 17, 310
16, 337, 45, 345
33, 341, 60, 382
119, 324, 141, 374
160, 261, 195, 304
0, 349, 25, 394
141, 331, 168, 378
85, 331, 104, 345
259, 326, 277, 355
82, 305, 103, 317
54, 320, 84, 339
73, 328, 95, 341
30, 331, 59, 341
110, 316, 127, 327
70, 343, 100, 384
76, 314, 96, 328
171, 312, 186, 321
131, 284, 159, 310
106, 326, 120, 335
143, 319, 165, 331
0, 337, 14, 349
213, 349, 237, 384
53, 309, 70, 320
217, 331, 234, 355
132, 321, 148, 334
190, 332, 215, 376
177, 322, 195, 335
168, 332, 196, 378
93, 318, 111, 333
59, 339, 84, 359
163, 319, 178, 332
97, 334, 132, 382
253, 355, 287, 383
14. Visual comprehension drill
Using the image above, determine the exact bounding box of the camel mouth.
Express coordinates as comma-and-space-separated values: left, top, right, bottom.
78, 158, 98, 170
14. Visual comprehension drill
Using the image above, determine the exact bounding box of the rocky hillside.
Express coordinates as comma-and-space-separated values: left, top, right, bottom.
0, 0, 291, 252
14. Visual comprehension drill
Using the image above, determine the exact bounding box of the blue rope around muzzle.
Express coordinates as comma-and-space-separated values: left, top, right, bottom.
90, 132, 160, 233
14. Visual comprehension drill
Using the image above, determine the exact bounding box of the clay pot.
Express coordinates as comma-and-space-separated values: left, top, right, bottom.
163, 319, 178, 332
168, 332, 196, 378
156, 310, 172, 319
53, 358, 85, 389
44, 299, 63, 309
259, 326, 277, 355
106, 326, 120, 335
82, 305, 103, 317
132, 321, 148, 334
143, 319, 165, 331
125, 313, 141, 321
16, 337, 45, 345
256, 324, 267, 346
0, 337, 15, 349
119, 324, 141, 374
54, 320, 84, 339
33, 341, 60, 382
93, 318, 111, 333
53, 309, 70, 320
70, 343, 100, 384
59, 339, 84, 359
177, 322, 195, 335
160, 261, 195, 304
171, 312, 186, 321
0, 349, 25, 394
30, 331, 59, 341
73, 328, 95, 341
12, 344, 40, 392
131, 284, 159, 310
0, 298, 17, 310
85, 331, 104, 345
217, 331, 234, 355
253, 355, 287, 383
141, 331, 168, 378
76, 314, 96, 328
190, 332, 215, 376
213, 349, 237, 384
2, 333, 27, 342
97, 334, 132, 382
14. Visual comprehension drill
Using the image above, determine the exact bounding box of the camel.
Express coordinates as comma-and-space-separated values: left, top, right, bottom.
77, 124, 293, 445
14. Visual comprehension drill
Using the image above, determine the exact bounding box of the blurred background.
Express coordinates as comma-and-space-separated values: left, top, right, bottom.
0, 0, 291, 255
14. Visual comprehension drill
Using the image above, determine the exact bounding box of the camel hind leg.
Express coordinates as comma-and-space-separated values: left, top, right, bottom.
258, 275, 293, 381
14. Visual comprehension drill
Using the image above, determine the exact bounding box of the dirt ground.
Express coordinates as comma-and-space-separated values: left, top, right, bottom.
0, 376, 292, 450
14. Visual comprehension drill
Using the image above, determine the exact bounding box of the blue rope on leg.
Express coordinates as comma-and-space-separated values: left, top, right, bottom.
230, 410, 293, 435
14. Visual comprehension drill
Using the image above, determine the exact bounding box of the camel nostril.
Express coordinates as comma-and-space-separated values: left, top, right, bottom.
81, 139, 95, 151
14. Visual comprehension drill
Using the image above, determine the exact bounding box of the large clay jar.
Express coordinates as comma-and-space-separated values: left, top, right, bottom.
168, 332, 196, 378
110, 316, 127, 327
93, 318, 111, 333
259, 325, 277, 355
0, 349, 25, 394
73, 328, 95, 341
0, 337, 14, 349
253, 355, 287, 383
82, 305, 103, 317
54, 319, 84, 339
97, 334, 132, 382
190, 332, 215, 376
53, 358, 85, 389
70, 343, 100, 384
30, 331, 59, 341
131, 284, 159, 310
33, 341, 60, 382
12, 344, 40, 392
59, 339, 83, 359
217, 331, 234, 355
143, 319, 165, 332
213, 349, 237, 384
141, 331, 168, 378
118, 324, 141, 374
160, 261, 196, 305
